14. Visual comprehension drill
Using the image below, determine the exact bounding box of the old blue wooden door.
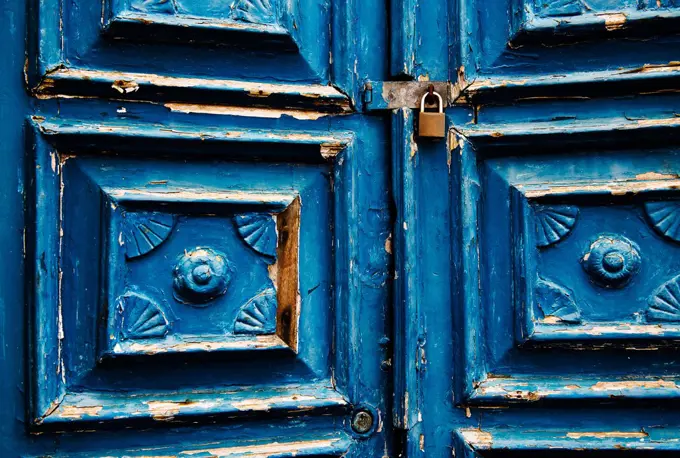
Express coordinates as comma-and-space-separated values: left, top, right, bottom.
0, 0, 395, 455
3, 0, 680, 455
381, 0, 680, 457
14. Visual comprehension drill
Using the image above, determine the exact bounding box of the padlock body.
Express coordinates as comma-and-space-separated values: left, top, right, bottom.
418, 112, 446, 138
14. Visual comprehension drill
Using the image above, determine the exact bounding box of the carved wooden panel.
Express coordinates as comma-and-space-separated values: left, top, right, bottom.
102, 197, 300, 356
528, 0, 680, 34
103, 0, 292, 50
516, 191, 680, 342
108, 0, 283, 36
533, 0, 680, 18
3, 0, 390, 451
28, 0, 358, 108
456, 0, 680, 102
451, 113, 680, 406
25, 116, 371, 427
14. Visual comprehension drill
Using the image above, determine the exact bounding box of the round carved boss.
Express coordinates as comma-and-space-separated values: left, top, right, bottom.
172, 247, 233, 305
582, 235, 641, 288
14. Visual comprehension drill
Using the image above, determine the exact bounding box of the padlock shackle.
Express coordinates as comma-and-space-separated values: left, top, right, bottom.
421, 91, 444, 113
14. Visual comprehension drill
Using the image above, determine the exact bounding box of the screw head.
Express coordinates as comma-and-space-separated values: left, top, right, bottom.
351, 409, 374, 435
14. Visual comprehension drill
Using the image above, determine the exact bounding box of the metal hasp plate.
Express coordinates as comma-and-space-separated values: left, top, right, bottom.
363, 81, 453, 111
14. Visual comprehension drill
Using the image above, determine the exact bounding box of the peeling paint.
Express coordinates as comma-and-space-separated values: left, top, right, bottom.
119, 335, 287, 355
540, 315, 565, 324
230, 395, 320, 411
561, 324, 667, 336
144, 401, 184, 420
460, 429, 493, 448
598, 12, 627, 31
107, 189, 297, 204
384, 233, 392, 254
57, 405, 103, 420
49, 151, 56, 172
524, 179, 680, 198
409, 132, 418, 158
37, 68, 352, 112
164, 103, 330, 120
181, 438, 342, 456
43, 69, 348, 97
566, 431, 648, 439
635, 171, 679, 180
590, 380, 678, 391
111, 79, 140, 94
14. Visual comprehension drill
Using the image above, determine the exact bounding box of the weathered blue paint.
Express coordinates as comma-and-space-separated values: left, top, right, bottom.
454, 419, 680, 456
450, 116, 680, 398
456, 0, 680, 102
391, 108, 424, 456
4, 0, 680, 454
4, 0, 391, 451
434, 103, 680, 455
22, 112, 392, 457
12, 105, 392, 454
388, 0, 680, 455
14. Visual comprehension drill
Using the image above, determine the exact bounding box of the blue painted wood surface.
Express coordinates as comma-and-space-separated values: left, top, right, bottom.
393, 0, 680, 456
3, 0, 680, 454
19, 109, 392, 457
4, 0, 392, 449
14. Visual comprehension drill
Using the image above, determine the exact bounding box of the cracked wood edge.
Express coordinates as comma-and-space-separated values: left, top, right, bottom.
36, 383, 348, 425
34, 68, 353, 113
31, 116, 353, 160
456, 426, 680, 451
467, 376, 680, 404
456, 63, 680, 103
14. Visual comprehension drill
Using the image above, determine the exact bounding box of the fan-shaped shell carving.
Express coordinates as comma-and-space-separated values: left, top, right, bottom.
535, 278, 581, 324
233, 213, 277, 260
123, 211, 176, 259
644, 201, 680, 243
647, 274, 680, 322
230, 0, 276, 23
120, 292, 169, 339
534, 205, 579, 247
234, 288, 278, 334
130, 0, 177, 14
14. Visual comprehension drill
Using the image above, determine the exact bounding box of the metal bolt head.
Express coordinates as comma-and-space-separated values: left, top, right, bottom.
351, 409, 374, 434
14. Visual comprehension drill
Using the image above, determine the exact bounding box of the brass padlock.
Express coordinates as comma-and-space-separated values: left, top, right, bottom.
418, 91, 445, 139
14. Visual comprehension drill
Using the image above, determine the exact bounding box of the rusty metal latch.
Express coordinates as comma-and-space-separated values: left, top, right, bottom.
363, 81, 453, 111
